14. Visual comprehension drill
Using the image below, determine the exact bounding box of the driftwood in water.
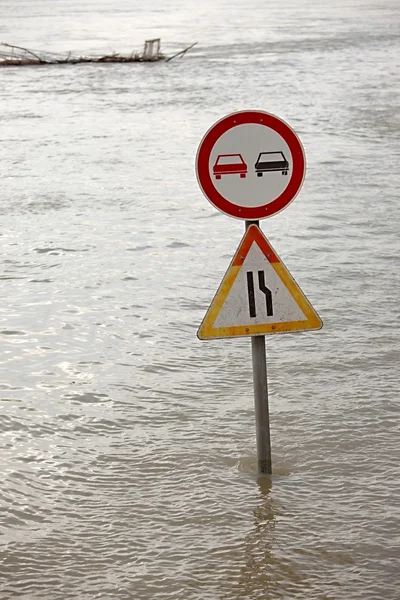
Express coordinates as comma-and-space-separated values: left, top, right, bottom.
165, 42, 198, 62
0, 39, 197, 67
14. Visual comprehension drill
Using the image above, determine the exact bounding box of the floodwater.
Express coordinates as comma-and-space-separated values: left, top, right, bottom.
1, 0, 399, 598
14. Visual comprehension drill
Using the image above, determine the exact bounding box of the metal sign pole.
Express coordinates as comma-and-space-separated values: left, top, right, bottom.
245, 220, 272, 475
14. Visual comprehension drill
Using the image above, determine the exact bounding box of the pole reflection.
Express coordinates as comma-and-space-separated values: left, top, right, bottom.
221, 475, 305, 600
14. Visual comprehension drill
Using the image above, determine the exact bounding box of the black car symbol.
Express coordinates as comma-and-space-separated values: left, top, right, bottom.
255, 151, 289, 176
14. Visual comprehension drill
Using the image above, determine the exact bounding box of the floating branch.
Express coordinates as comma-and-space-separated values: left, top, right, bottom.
165, 42, 198, 62
1, 42, 48, 63
0, 39, 197, 67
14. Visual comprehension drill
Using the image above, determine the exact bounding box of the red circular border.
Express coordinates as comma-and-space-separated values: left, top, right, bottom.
195, 111, 306, 220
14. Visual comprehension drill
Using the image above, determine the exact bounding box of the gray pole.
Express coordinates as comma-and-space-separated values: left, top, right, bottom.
245, 220, 272, 475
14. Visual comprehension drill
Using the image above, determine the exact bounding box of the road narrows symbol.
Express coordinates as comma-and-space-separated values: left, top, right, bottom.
246, 271, 273, 318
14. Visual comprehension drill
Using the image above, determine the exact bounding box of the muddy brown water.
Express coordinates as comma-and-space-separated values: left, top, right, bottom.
1, 0, 399, 598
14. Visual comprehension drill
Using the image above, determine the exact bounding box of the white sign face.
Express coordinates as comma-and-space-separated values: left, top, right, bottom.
197, 225, 322, 339
209, 124, 292, 209
196, 111, 306, 221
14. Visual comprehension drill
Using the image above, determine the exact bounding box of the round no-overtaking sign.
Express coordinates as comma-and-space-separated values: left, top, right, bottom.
195, 110, 306, 221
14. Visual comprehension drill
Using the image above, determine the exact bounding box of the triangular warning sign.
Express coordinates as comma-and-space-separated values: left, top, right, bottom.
198, 225, 322, 339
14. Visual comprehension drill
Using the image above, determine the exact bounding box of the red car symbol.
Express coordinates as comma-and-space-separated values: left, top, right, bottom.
213, 154, 247, 179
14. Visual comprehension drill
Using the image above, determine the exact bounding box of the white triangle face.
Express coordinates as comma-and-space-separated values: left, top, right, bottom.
197, 225, 322, 339
214, 242, 307, 328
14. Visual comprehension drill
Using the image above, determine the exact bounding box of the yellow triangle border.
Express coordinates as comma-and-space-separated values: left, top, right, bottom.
198, 225, 323, 339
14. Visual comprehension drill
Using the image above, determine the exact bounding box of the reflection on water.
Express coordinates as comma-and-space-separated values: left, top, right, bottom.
222, 476, 305, 600
234, 477, 281, 599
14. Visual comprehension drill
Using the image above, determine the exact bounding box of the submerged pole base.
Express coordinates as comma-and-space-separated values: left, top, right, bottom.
258, 458, 272, 475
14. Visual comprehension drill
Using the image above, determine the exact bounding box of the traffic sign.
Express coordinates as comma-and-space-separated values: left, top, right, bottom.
196, 110, 306, 220
197, 225, 322, 339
